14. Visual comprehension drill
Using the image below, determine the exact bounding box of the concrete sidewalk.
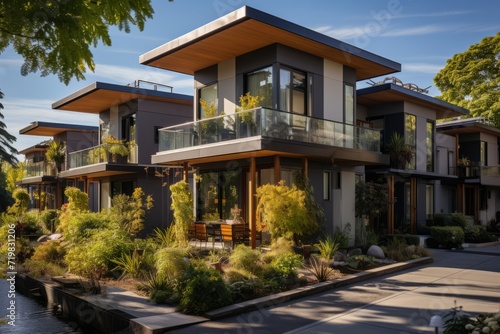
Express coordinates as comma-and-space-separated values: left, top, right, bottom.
285, 244, 500, 334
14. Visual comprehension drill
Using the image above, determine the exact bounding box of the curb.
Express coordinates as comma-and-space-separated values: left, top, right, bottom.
204, 256, 433, 320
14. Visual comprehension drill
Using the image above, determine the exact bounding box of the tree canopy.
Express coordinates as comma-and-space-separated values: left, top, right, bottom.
0, 0, 172, 85
0, 90, 18, 165
434, 33, 500, 123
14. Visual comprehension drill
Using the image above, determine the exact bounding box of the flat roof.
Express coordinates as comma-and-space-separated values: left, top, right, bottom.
437, 118, 500, 137
52, 81, 193, 114
19, 121, 98, 136
357, 83, 469, 119
18, 143, 49, 155
140, 6, 400, 81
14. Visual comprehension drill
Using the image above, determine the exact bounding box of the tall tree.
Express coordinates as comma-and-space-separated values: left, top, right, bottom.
0, 0, 172, 85
0, 89, 18, 165
434, 33, 500, 124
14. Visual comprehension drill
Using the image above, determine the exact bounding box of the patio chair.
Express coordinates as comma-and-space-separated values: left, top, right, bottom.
194, 222, 209, 248
206, 222, 223, 248
221, 223, 245, 249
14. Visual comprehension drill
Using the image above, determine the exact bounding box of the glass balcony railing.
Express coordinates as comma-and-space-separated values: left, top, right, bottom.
450, 162, 500, 178
158, 108, 381, 153
24, 161, 56, 177
68, 143, 138, 169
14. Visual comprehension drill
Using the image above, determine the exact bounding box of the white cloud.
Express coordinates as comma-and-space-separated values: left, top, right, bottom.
314, 24, 452, 40
3, 97, 98, 154
402, 63, 444, 74
382, 25, 451, 37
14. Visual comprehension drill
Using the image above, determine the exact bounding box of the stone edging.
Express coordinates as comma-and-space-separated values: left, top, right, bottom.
204, 256, 433, 320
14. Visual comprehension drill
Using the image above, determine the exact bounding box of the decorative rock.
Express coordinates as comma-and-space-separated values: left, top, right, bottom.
37, 235, 49, 242
367, 245, 385, 259
347, 248, 362, 258
333, 250, 347, 262
48, 233, 63, 240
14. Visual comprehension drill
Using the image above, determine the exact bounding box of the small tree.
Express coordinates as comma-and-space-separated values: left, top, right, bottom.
110, 187, 153, 237
355, 180, 388, 230
0, 89, 19, 165
7, 188, 30, 217
169, 180, 193, 246
45, 140, 65, 171
385, 132, 414, 169
256, 180, 318, 244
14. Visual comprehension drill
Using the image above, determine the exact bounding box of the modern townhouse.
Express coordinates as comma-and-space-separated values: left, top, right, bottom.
47, 80, 193, 233
437, 117, 500, 225
357, 78, 468, 234
18, 121, 98, 210
139, 6, 403, 246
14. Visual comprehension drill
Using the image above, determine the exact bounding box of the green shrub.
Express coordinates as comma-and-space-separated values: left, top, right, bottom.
229, 244, 263, 278
111, 250, 150, 280
261, 237, 294, 264
63, 212, 111, 243
65, 229, 133, 278
380, 234, 420, 247
305, 255, 335, 282
271, 252, 302, 280
31, 241, 66, 265
22, 259, 66, 278
316, 235, 340, 261
155, 247, 190, 280
430, 226, 464, 249
382, 237, 409, 262
347, 255, 376, 269
431, 213, 467, 229
333, 223, 351, 249
449, 213, 467, 229
39, 209, 60, 233
176, 266, 232, 315
464, 224, 497, 243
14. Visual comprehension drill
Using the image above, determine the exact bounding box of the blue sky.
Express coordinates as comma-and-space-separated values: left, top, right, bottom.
1, 0, 499, 159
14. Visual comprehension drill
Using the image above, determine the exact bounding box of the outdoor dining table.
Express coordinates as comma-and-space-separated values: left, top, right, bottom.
192, 221, 246, 249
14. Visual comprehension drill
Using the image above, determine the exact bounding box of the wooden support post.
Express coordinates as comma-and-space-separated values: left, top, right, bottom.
302, 157, 308, 176
249, 157, 257, 249
387, 175, 395, 234
183, 162, 189, 182
457, 183, 464, 214
274, 155, 281, 184
410, 177, 417, 234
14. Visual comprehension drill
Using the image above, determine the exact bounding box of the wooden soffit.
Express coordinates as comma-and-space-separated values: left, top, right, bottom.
52, 82, 193, 114
140, 6, 400, 81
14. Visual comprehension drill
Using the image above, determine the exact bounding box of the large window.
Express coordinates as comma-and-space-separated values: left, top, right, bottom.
245, 65, 310, 115
199, 83, 219, 120
426, 121, 434, 172
197, 171, 240, 221
344, 84, 354, 125
246, 66, 273, 108
279, 68, 307, 115
122, 114, 136, 142
405, 114, 416, 169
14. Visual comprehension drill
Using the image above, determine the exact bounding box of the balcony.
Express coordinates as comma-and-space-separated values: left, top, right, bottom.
23, 161, 56, 177
68, 143, 138, 169
452, 163, 500, 178
158, 108, 381, 153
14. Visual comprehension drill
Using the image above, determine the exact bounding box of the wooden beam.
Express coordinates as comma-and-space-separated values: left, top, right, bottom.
249, 157, 257, 249
183, 162, 189, 182
274, 155, 281, 184
387, 175, 395, 234
410, 177, 417, 234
